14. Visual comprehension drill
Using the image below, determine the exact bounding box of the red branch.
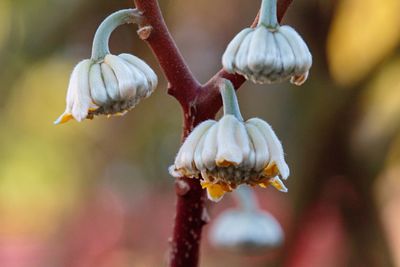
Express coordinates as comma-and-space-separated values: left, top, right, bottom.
133, 1, 293, 266
134, 0, 200, 111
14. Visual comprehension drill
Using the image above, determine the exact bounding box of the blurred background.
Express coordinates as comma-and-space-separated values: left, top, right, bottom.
0, 0, 399, 266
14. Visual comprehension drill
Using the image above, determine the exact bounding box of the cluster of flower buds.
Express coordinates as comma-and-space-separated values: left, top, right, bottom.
209, 186, 283, 251
170, 80, 289, 202
56, 0, 313, 206
55, 9, 157, 124
222, 0, 312, 85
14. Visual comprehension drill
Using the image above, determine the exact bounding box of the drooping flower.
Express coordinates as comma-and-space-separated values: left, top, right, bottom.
55, 9, 157, 124
210, 209, 283, 251
169, 80, 289, 202
222, 0, 312, 85
209, 186, 284, 251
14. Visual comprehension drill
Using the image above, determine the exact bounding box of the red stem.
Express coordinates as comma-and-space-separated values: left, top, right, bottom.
133, 1, 293, 266
134, 0, 200, 110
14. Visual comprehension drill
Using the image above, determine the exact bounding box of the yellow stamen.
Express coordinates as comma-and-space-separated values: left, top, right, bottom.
263, 162, 279, 177
201, 182, 231, 201
257, 176, 288, 192
205, 184, 226, 201
216, 159, 237, 167
54, 113, 73, 125
258, 182, 268, 188
106, 112, 127, 118
270, 177, 288, 192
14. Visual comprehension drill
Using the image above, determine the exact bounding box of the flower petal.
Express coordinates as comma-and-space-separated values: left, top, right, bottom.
275, 31, 296, 78
279, 26, 312, 81
268, 176, 288, 192
71, 59, 94, 122
194, 131, 208, 171
201, 123, 219, 170
101, 63, 120, 101
216, 115, 243, 167
245, 122, 270, 171
119, 53, 158, 94
247, 26, 269, 73
104, 54, 139, 99
247, 118, 289, 179
202, 182, 227, 202
89, 63, 109, 105
222, 28, 253, 73
234, 31, 254, 75
235, 120, 251, 163
174, 120, 215, 173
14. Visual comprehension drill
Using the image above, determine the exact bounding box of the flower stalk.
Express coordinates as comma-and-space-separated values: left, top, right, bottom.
234, 186, 259, 211
259, 0, 278, 29
131, 1, 294, 266
55, 8, 157, 124
91, 9, 143, 61
220, 79, 243, 121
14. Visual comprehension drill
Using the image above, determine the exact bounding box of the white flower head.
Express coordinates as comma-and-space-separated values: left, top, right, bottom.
222, 0, 312, 85
169, 80, 289, 202
209, 208, 284, 251
55, 9, 157, 124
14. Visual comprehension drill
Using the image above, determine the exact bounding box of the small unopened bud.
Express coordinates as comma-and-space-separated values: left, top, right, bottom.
55, 9, 158, 124
222, 0, 312, 85
209, 208, 284, 251
169, 81, 289, 202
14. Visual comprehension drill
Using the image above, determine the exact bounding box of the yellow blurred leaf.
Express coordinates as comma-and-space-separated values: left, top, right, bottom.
327, 0, 400, 86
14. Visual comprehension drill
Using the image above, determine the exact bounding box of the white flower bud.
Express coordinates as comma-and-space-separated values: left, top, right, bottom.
169, 115, 289, 202
55, 54, 157, 124
222, 0, 312, 86
55, 9, 158, 124
169, 80, 289, 202
209, 208, 284, 251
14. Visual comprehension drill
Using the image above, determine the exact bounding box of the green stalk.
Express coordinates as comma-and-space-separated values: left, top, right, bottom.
91, 9, 142, 61
234, 186, 259, 212
219, 79, 243, 121
258, 0, 279, 29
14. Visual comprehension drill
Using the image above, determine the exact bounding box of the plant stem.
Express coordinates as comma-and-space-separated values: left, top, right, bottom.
259, 0, 279, 28
234, 186, 259, 211
220, 79, 243, 120
91, 9, 142, 61
132, 1, 294, 266
134, 0, 200, 110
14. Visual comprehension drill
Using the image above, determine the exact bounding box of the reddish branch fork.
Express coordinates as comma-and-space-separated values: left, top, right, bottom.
133, 1, 293, 266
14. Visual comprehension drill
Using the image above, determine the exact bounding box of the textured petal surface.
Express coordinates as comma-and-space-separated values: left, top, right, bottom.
247, 26, 269, 73
101, 63, 120, 101
71, 59, 93, 122
174, 120, 215, 173
275, 32, 296, 80
279, 26, 312, 77
234, 32, 254, 75
105, 54, 139, 99
201, 123, 219, 170
89, 63, 109, 105
247, 118, 289, 179
119, 53, 158, 92
216, 115, 243, 167
222, 28, 253, 73
245, 122, 270, 171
